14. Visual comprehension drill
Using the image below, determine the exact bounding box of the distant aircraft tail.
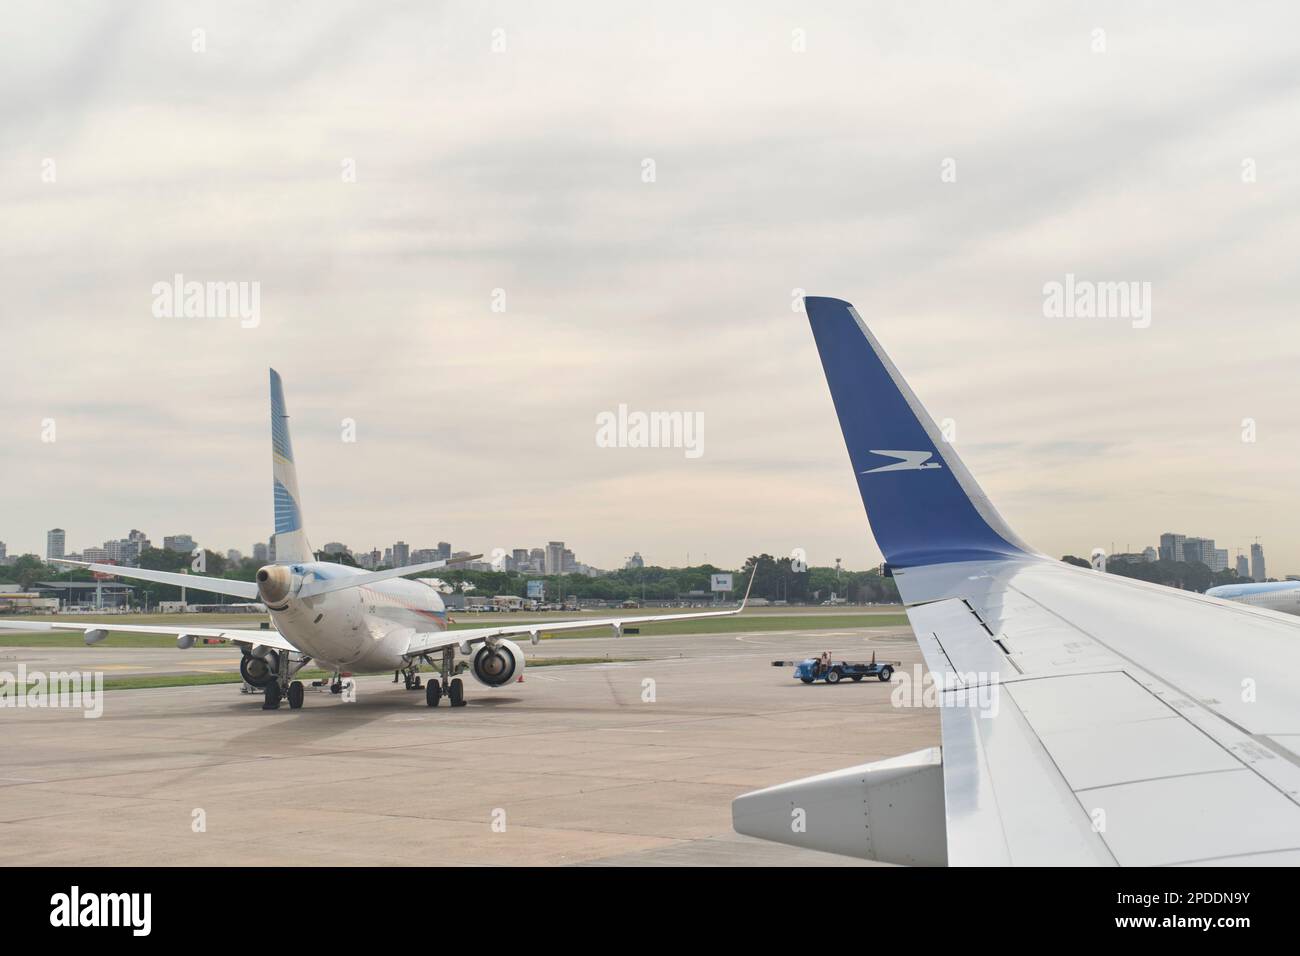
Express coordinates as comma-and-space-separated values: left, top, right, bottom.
269, 369, 313, 565
804, 297, 1033, 568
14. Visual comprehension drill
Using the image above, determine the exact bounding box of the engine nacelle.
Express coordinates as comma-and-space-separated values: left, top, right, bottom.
471, 639, 524, 687
239, 649, 279, 688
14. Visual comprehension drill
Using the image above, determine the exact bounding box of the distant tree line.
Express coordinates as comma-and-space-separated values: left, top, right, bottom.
1061, 555, 1244, 592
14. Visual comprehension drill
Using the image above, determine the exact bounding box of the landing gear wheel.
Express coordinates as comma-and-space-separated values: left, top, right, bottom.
262, 684, 281, 710
448, 678, 465, 707
878, 666, 893, 682
413, 675, 422, 689
403, 673, 414, 690
825, 669, 842, 685
287, 681, 305, 709
426, 681, 442, 707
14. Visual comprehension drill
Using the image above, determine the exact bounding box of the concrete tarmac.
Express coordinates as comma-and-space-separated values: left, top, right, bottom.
0, 626, 937, 866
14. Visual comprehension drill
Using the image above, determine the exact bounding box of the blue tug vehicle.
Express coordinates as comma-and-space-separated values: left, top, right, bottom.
773, 650, 898, 684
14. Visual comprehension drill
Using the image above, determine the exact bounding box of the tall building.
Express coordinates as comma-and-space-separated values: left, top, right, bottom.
1236, 554, 1251, 580
252, 542, 268, 563
512, 549, 530, 569
46, 528, 66, 561
436, 542, 451, 561
1181, 537, 1214, 566
105, 537, 141, 566
163, 534, 196, 553
1158, 532, 1185, 563
0, 541, 7, 563
1185, 539, 1226, 570
1141, 547, 1157, 563
392, 541, 410, 567
529, 547, 545, 571
546, 541, 565, 575
1251, 543, 1266, 583
322, 542, 350, 557
625, 552, 645, 570
227, 549, 243, 565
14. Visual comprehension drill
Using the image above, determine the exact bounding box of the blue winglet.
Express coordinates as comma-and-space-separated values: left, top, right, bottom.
805, 297, 1032, 568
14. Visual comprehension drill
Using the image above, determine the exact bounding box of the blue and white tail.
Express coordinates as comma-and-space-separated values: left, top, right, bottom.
269, 368, 313, 565
804, 297, 1034, 568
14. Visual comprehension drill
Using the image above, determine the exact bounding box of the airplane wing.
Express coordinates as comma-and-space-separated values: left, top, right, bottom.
731, 297, 1300, 867
0, 618, 297, 652
403, 570, 756, 657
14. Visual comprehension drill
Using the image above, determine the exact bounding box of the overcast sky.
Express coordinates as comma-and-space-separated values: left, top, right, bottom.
2, 1, 1298, 574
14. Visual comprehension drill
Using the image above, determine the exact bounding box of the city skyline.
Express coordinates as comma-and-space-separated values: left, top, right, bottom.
3, 521, 1283, 579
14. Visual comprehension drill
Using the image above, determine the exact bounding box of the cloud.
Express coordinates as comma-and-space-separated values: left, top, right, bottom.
1, 1, 1298, 575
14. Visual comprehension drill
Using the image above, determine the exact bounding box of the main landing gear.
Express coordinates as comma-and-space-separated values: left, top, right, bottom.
257, 649, 312, 711
422, 647, 466, 709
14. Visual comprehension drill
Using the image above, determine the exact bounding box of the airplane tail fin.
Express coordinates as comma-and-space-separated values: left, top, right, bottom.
269, 369, 313, 565
804, 297, 1033, 568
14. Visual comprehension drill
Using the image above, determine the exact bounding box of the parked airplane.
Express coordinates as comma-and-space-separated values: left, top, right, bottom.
1206, 580, 1300, 617
0, 370, 752, 711
733, 297, 1300, 866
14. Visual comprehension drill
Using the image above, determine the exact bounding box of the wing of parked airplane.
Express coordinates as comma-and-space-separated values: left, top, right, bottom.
403, 569, 756, 656
0, 617, 297, 652
731, 297, 1300, 867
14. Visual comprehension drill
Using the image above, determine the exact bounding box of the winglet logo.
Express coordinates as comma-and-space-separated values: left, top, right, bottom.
860, 450, 942, 474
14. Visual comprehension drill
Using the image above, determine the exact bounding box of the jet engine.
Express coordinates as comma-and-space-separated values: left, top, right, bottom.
239, 649, 279, 688
471, 640, 525, 687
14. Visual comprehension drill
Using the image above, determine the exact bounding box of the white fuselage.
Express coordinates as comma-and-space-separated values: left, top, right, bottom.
266, 563, 448, 671
1206, 581, 1300, 617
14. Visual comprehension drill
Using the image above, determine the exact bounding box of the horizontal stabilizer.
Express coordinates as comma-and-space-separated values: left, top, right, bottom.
298, 555, 483, 598
50, 559, 259, 599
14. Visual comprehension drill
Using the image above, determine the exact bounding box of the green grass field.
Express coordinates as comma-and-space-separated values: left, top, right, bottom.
0, 608, 907, 648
